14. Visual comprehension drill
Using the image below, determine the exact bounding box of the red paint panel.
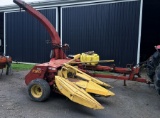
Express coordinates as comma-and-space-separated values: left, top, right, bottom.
25, 66, 48, 85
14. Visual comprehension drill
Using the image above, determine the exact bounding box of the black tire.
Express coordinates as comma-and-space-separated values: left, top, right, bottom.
27, 79, 51, 102
146, 51, 160, 81
6, 62, 12, 75
154, 64, 160, 95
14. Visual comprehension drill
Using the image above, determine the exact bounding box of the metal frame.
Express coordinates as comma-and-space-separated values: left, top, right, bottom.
0, 5, 58, 13
61, 0, 139, 9
0, 0, 140, 12
60, 6, 63, 45
137, 0, 143, 64
3, 13, 6, 56
60, 0, 142, 64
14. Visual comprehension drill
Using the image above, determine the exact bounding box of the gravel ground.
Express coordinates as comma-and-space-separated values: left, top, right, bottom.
0, 70, 159, 118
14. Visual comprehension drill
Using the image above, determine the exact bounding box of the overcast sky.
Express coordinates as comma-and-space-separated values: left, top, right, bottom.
0, 0, 47, 6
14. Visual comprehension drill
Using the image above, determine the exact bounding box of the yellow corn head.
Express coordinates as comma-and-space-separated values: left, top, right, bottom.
54, 54, 115, 109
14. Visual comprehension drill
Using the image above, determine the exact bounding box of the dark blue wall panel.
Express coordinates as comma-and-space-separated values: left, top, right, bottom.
6, 8, 56, 63
0, 13, 4, 54
0, 13, 3, 39
62, 1, 141, 67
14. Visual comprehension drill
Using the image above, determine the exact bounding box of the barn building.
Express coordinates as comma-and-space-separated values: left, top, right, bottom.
0, 0, 158, 67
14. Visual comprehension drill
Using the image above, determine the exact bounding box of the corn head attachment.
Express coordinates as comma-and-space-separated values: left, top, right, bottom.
55, 63, 114, 109
55, 54, 114, 109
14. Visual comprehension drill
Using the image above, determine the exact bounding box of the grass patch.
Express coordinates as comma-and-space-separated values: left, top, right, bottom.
11, 63, 113, 74
12, 63, 35, 71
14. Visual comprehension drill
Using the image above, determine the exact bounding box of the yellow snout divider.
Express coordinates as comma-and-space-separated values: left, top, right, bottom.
55, 76, 104, 109
55, 62, 115, 109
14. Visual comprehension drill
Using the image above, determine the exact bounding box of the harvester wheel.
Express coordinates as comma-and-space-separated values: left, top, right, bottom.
27, 79, 50, 102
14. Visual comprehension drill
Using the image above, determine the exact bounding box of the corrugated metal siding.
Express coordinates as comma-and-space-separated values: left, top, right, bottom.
6, 8, 57, 63
62, 1, 141, 67
0, 13, 3, 38
0, 13, 4, 54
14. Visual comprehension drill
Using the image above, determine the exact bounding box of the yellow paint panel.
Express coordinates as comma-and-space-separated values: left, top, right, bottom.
70, 79, 114, 97
80, 53, 99, 65
55, 76, 104, 109
76, 72, 112, 89
76, 73, 91, 81
69, 79, 88, 89
86, 81, 115, 96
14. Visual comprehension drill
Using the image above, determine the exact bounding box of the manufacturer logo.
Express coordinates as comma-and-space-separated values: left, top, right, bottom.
32, 68, 42, 74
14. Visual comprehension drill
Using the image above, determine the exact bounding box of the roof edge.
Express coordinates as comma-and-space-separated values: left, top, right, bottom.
0, 0, 140, 12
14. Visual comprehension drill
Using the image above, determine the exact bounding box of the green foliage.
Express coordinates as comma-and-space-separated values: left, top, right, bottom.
12, 63, 35, 71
